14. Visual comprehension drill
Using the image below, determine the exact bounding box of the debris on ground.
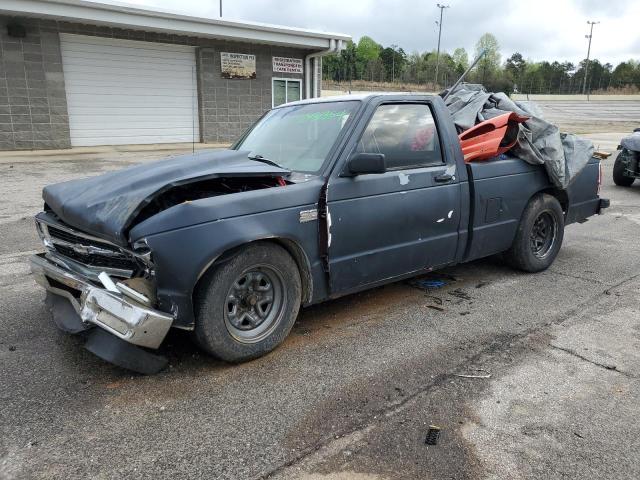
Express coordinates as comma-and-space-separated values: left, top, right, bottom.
448, 289, 472, 300
426, 295, 443, 305
407, 273, 458, 292
409, 278, 447, 290
425, 425, 442, 445
427, 305, 445, 312
454, 368, 492, 379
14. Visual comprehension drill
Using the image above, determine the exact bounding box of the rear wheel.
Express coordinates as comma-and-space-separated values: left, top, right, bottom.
613, 152, 635, 187
504, 194, 564, 272
194, 242, 301, 362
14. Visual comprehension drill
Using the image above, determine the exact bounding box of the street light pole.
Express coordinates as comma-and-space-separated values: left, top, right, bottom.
434, 3, 449, 87
391, 44, 398, 82
219, 0, 222, 17
582, 20, 599, 96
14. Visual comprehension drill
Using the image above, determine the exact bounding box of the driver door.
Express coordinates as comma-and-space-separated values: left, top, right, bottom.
326, 101, 461, 294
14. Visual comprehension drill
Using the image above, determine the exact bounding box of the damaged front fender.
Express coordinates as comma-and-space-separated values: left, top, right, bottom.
135, 178, 327, 329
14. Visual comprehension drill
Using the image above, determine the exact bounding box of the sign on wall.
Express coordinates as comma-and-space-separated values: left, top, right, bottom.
221, 52, 256, 79
272, 56, 304, 74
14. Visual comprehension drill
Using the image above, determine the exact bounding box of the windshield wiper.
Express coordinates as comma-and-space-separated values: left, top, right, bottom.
247, 154, 289, 171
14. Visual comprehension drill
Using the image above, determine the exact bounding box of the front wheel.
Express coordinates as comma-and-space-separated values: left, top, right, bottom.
504, 194, 564, 272
613, 152, 635, 187
194, 242, 301, 362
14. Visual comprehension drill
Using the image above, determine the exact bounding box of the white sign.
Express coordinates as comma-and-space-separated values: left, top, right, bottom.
221, 52, 256, 79
273, 56, 304, 74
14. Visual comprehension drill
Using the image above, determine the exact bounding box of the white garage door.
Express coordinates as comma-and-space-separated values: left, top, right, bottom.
60, 34, 199, 146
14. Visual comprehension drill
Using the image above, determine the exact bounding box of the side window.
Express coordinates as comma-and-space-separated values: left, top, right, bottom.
356, 103, 443, 170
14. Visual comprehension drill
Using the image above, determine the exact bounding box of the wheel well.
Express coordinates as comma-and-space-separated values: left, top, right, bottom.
194, 238, 313, 305
538, 188, 569, 217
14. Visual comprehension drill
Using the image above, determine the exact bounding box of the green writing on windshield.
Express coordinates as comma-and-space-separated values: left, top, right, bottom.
295, 110, 350, 122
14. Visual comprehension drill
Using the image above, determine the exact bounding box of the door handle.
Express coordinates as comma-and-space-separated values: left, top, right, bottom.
434, 173, 453, 183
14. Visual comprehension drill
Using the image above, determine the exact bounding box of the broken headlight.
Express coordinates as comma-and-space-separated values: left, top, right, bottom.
132, 239, 154, 275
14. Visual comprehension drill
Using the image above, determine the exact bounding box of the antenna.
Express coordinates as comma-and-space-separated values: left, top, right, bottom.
442, 48, 486, 101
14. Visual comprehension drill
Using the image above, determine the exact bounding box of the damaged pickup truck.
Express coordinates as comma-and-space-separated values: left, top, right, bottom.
30, 94, 609, 373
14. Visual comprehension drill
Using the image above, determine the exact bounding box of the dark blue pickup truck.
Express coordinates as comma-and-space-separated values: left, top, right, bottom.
30, 94, 608, 373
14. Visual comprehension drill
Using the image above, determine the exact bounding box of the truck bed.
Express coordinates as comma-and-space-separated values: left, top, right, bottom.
463, 155, 602, 263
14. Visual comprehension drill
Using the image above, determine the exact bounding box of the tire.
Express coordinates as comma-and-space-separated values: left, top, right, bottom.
194, 242, 301, 362
504, 194, 564, 273
613, 152, 635, 187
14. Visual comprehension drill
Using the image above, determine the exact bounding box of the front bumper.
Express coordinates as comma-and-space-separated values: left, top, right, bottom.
30, 253, 173, 349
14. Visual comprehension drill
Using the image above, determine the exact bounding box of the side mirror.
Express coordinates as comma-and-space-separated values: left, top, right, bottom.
344, 153, 386, 176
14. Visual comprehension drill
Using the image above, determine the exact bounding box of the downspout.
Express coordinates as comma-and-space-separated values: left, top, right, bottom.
305, 39, 340, 99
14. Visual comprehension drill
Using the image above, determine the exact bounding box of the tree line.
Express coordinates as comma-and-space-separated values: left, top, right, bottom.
323, 33, 640, 94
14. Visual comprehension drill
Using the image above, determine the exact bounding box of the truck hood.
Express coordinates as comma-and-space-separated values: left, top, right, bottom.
42, 149, 289, 246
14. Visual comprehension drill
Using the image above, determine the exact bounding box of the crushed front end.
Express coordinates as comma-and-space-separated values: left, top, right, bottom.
30, 211, 174, 374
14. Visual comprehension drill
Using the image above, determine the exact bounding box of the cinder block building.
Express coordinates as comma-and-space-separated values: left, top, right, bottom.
0, 0, 349, 150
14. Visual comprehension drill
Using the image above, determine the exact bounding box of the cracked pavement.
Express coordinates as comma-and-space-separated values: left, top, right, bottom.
1, 123, 639, 479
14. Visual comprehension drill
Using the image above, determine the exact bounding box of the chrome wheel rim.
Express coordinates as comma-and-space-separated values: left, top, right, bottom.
223, 265, 285, 343
530, 211, 557, 259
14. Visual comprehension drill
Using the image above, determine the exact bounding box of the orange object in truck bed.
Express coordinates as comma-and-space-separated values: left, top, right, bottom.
459, 112, 529, 162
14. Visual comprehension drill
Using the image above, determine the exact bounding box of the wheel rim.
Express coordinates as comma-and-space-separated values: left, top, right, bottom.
223, 265, 286, 344
530, 211, 558, 259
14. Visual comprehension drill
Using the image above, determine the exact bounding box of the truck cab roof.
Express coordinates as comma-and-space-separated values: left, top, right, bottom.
281, 92, 441, 108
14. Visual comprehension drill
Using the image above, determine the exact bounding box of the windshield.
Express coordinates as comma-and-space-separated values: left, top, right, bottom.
235, 101, 359, 173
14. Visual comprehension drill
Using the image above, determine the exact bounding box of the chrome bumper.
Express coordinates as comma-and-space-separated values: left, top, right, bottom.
30, 254, 173, 349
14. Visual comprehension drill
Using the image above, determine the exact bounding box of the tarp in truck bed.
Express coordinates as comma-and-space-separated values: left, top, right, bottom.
444, 86, 594, 188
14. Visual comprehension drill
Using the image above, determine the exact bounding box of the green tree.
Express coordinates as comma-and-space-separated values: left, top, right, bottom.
356, 36, 382, 81
474, 33, 501, 84
505, 52, 526, 88
380, 46, 407, 82
452, 47, 469, 76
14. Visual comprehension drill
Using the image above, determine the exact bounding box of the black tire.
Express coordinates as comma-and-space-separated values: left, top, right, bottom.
194, 242, 301, 362
504, 193, 564, 273
613, 153, 635, 187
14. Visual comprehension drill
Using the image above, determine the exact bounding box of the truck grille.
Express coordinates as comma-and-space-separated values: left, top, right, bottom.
52, 244, 137, 270
41, 221, 138, 275
47, 226, 121, 254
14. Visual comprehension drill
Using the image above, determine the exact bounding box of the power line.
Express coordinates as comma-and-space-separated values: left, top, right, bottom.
434, 3, 449, 87
582, 20, 599, 95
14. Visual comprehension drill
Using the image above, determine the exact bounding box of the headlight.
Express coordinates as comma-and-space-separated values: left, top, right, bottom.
132, 239, 154, 272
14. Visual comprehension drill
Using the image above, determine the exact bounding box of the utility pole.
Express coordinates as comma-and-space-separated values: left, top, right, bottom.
434, 3, 449, 87
219, 0, 222, 17
582, 20, 599, 96
391, 44, 398, 82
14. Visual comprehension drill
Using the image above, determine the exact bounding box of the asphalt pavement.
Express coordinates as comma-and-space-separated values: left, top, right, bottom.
0, 112, 639, 479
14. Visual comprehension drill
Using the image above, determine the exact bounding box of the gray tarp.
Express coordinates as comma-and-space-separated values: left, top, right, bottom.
444, 86, 594, 188
620, 132, 640, 152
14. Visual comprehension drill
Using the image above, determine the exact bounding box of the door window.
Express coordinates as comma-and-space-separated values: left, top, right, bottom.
356, 103, 443, 169
272, 78, 302, 107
